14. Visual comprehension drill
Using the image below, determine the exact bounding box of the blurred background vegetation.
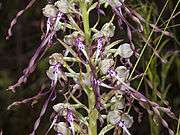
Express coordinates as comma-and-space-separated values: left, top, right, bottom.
0, 0, 179, 134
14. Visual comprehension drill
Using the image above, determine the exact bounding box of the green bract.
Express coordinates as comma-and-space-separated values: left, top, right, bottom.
42, 4, 58, 17
114, 43, 133, 58
54, 0, 69, 13
99, 0, 106, 4
71, 73, 91, 86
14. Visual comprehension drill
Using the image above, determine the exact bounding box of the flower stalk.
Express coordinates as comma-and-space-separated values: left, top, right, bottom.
88, 87, 98, 135
79, 1, 91, 45
80, 1, 97, 134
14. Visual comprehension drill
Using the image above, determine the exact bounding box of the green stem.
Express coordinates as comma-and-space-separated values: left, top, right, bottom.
88, 91, 97, 135
79, 2, 97, 134
84, 86, 97, 135
149, 115, 159, 135
80, 1, 91, 45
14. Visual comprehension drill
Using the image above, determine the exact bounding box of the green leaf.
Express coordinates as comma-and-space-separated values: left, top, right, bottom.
161, 53, 176, 90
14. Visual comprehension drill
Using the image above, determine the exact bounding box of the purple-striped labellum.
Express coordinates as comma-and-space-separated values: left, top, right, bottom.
67, 109, 75, 135
93, 78, 102, 110
46, 17, 51, 36
107, 69, 117, 77
95, 37, 103, 61
75, 37, 85, 50
118, 121, 131, 135
75, 38, 89, 60
54, 12, 63, 31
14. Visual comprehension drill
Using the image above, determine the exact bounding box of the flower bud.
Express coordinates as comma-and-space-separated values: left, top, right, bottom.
64, 35, 74, 45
